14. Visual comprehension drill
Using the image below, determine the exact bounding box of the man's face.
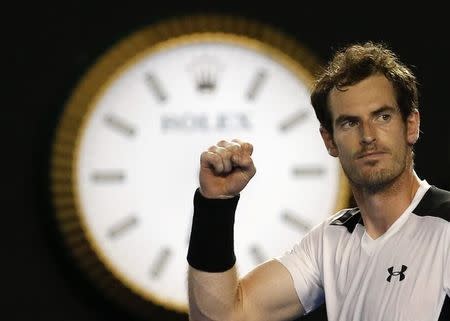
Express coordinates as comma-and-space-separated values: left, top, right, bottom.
322, 74, 418, 192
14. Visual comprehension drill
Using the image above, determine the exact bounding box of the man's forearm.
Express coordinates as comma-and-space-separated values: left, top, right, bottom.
187, 189, 241, 320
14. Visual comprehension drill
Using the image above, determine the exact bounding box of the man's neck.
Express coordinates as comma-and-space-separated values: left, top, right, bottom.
352, 170, 421, 240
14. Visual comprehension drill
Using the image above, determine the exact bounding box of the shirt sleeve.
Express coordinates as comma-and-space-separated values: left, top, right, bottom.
444, 223, 450, 297
276, 223, 325, 314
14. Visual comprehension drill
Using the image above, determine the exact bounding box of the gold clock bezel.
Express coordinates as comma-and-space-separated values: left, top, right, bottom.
50, 13, 350, 320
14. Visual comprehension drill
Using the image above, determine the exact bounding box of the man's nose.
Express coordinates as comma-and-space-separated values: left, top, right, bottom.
360, 121, 376, 145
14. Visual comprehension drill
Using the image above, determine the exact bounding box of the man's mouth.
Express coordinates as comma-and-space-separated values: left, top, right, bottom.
356, 151, 388, 160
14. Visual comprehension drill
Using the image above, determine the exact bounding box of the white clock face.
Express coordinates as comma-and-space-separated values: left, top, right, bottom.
75, 38, 343, 310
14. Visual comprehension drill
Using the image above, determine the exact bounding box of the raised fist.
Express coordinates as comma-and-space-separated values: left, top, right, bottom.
199, 139, 256, 199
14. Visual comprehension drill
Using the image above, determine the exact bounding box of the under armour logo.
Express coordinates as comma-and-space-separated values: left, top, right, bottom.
386, 265, 407, 282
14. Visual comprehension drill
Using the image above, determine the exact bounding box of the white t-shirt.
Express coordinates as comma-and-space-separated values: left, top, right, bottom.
278, 180, 450, 321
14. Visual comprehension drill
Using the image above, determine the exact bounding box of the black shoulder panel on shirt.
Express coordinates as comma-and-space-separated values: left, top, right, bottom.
330, 208, 363, 233
412, 186, 450, 222
438, 295, 449, 321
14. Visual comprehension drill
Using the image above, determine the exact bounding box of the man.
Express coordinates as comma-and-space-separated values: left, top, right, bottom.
187, 41, 450, 321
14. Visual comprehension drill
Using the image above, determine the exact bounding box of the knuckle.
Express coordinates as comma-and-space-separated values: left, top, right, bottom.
215, 146, 227, 154
229, 141, 240, 149
217, 139, 229, 147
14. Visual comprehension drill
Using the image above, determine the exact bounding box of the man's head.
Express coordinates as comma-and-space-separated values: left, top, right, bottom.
311, 42, 421, 192
310, 41, 419, 134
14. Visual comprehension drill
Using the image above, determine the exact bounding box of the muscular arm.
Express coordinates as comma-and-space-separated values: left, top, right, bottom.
187, 139, 305, 321
188, 259, 304, 321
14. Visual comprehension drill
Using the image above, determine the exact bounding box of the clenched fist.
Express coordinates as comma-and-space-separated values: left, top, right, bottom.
199, 139, 256, 199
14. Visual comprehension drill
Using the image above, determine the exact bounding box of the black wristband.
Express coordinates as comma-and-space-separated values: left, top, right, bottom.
187, 188, 240, 272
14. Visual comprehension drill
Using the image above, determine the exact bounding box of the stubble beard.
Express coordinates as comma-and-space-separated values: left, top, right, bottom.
343, 146, 410, 194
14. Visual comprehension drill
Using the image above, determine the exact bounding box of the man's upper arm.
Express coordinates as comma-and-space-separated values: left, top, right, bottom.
237, 259, 305, 321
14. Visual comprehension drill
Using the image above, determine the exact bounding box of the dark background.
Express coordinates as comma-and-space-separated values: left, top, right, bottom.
9, 2, 448, 321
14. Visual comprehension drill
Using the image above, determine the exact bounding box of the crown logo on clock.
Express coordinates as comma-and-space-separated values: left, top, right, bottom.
187, 55, 222, 93
195, 68, 217, 92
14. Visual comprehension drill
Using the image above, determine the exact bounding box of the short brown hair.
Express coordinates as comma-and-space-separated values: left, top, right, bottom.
310, 41, 419, 133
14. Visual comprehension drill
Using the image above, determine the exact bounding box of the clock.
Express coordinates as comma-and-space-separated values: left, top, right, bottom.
50, 14, 350, 320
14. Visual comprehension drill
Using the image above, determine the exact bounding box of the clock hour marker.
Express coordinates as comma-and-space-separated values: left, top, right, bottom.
145, 73, 167, 102
108, 215, 138, 239
150, 247, 172, 279
281, 211, 312, 232
104, 114, 136, 137
91, 171, 125, 182
292, 166, 325, 176
279, 110, 309, 131
249, 245, 266, 265
246, 69, 267, 100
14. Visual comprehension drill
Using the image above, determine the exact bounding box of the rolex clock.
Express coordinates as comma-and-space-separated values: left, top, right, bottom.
50, 14, 349, 320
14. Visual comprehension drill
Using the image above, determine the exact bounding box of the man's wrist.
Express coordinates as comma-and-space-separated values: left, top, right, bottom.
187, 188, 240, 272
198, 187, 238, 199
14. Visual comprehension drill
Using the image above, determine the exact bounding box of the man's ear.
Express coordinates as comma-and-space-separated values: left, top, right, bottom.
406, 109, 420, 145
320, 126, 338, 157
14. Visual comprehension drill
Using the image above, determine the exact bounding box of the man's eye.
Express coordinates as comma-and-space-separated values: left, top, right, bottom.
341, 120, 357, 129
378, 114, 392, 122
